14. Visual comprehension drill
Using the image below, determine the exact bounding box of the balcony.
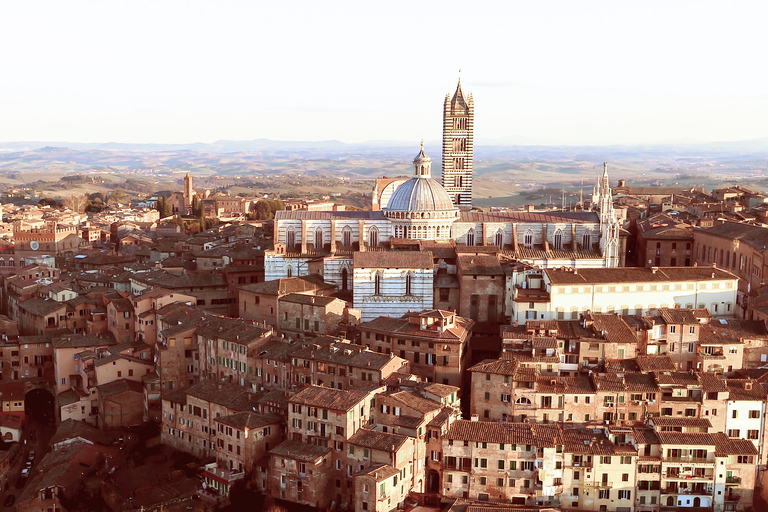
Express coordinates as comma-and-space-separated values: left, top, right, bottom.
662, 456, 713, 464
661, 485, 711, 495
725, 476, 741, 485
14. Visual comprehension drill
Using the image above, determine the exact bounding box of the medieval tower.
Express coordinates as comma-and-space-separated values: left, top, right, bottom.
442, 79, 474, 209
183, 171, 194, 212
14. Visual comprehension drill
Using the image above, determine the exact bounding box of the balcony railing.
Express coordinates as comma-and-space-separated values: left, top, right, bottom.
726, 476, 742, 485
662, 456, 713, 464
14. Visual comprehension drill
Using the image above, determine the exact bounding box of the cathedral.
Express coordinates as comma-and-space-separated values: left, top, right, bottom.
264, 81, 622, 318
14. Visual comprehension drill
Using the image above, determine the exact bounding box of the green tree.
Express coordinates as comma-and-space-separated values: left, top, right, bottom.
156, 196, 173, 218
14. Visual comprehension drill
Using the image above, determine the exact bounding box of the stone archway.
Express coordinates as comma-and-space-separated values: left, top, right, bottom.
25, 387, 55, 423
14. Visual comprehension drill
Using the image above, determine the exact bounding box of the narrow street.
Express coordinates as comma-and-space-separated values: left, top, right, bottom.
0, 412, 55, 511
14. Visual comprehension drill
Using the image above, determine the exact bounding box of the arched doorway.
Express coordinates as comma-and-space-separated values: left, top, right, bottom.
427, 470, 440, 492
25, 388, 55, 424
666, 496, 675, 506
693, 497, 701, 507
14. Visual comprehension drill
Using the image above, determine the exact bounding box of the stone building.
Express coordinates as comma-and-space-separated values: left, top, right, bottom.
636, 213, 694, 268
213, 410, 283, 474
441, 420, 564, 506
359, 309, 473, 387
238, 274, 336, 329
277, 293, 349, 339
694, 221, 768, 315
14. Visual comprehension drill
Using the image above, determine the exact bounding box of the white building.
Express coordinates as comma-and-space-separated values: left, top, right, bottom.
725, 380, 767, 464
353, 251, 434, 321
513, 266, 739, 325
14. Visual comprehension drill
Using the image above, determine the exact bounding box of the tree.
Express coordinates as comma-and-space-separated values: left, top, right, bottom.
107, 188, 129, 206
38, 197, 59, 208
156, 196, 172, 218
63, 194, 89, 213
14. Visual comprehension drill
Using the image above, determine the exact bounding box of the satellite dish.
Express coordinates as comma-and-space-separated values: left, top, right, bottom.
30, 241, 39, 251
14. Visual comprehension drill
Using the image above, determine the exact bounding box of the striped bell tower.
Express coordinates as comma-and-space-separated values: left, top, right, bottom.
441, 79, 474, 209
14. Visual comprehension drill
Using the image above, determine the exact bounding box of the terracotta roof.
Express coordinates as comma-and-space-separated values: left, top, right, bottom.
445, 420, 562, 446
348, 428, 409, 452
726, 379, 768, 401
699, 319, 768, 344
624, 372, 659, 393
54, 333, 117, 349
353, 250, 433, 269
51, 419, 112, 446
358, 464, 400, 481
712, 433, 759, 456
699, 221, 768, 248
469, 359, 519, 376
563, 427, 622, 455
290, 338, 397, 371
182, 379, 263, 411
459, 210, 599, 224
651, 417, 712, 428
657, 432, 717, 446
423, 382, 459, 398
96, 379, 144, 397
657, 308, 698, 325
587, 314, 638, 344
636, 355, 677, 372
632, 427, 661, 445
361, 312, 472, 342
386, 391, 442, 414
18, 297, 66, 317
457, 254, 504, 275
239, 274, 333, 296
269, 439, 330, 462
546, 266, 736, 285
289, 385, 370, 411
604, 359, 641, 372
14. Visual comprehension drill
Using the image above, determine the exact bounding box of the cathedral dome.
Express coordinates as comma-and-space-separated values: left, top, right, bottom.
385, 143, 457, 213
386, 176, 456, 212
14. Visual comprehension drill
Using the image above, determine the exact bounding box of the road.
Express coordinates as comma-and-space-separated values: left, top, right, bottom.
0, 415, 55, 511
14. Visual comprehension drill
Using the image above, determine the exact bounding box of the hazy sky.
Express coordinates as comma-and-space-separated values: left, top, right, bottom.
1, 1, 767, 145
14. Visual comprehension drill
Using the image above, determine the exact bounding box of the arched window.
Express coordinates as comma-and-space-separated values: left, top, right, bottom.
342, 226, 352, 247
405, 272, 413, 295
725, 251, 730, 268
374, 272, 382, 295
286, 227, 296, 250
286, 266, 293, 278
368, 227, 379, 248
314, 227, 323, 250
582, 230, 592, 250
341, 268, 348, 291
523, 230, 533, 249
466, 228, 475, 246
495, 230, 504, 248
553, 229, 563, 251
515, 397, 531, 405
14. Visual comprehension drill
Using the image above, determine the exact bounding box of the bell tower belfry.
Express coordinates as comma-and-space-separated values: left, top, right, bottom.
442, 79, 474, 209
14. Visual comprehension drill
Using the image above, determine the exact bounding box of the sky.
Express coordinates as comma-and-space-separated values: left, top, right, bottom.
1, 1, 767, 146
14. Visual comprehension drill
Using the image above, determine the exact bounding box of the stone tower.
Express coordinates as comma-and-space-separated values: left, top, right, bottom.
442, 79, 474, 209
183, 171, 193, 212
